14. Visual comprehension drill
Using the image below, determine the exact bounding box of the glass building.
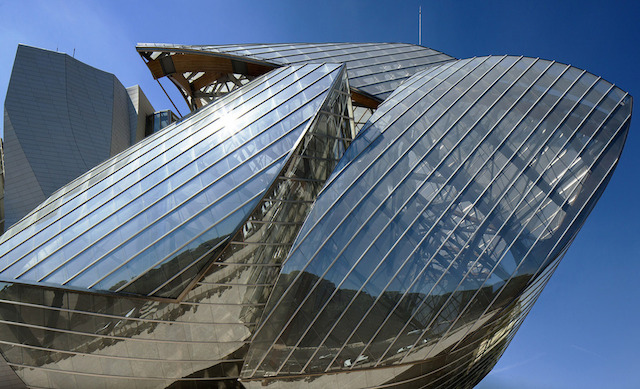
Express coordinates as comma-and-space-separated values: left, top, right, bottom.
0, 43, 632, 389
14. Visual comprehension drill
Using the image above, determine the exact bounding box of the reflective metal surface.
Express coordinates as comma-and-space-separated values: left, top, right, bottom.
241, 56, 631, 388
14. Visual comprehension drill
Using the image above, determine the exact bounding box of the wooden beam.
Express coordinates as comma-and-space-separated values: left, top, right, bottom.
140, 50, 384, 113
143, 52, 276, 79
351, 90, 381, 109
191, 72, 224, 91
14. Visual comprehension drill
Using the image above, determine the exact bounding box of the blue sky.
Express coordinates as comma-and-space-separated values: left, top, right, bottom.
0, 0, 638, 387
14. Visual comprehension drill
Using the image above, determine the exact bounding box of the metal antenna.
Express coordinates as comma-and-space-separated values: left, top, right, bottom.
419, 6, 422, 46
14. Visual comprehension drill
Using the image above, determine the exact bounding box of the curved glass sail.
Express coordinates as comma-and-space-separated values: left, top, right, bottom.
0, 63, 346, 298
0, 63, 355, 388
242, 56, 632, 387
0, 41, 633, 389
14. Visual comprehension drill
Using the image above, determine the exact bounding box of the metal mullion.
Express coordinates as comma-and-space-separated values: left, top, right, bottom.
6, 362, 237, 382
146, 235, 233, 296
290, 154, 339, 162
347, 54, 451, 76
446, 99, 628, 354
179, 300, 264, 307
482, 115, 627, 321
0, 298, 253, 325
293, 57, 527, 375
247, 57, 495, 377
308, 132, 352, 142
247, 59, 476, 330
320, 56, 536, 375
359, 60, 457, 124
22, 63, 303, 232
518, 240, 572, 305
137, 150, 311, 295
292, 46, 435, 68
509, 256, 566, 329
28, 64, 292, 207
211, 42, 340, 54
342, 45, 441, 66
348, 53, 451, 76
197, 281, 272, 286
389, 70, 596, 365
260, 198, 315, 204
237, 321, 510, 388
0, 64, 301, 259
54, 127, 297, 286
328, 89, 351, 97
337, 59, 564, 371
247, 58, 486, 376
284, 48, 416, 65
15, 361, 244, 383
276, 176, 326, 183
375, 311, 519, 388
149, 178, 324, 296
24, 70, 335, 282
397, 89, 612, 367
426, 328, 515, 389
345, 51, 447, 72
352, 58, 459, 92
0, 318, 251, 344
422, 340, 505, 389
208, 262, 283, 266
358, 298, 516, 388
454, 98, 629, 348
244, 220, 305, 225
318, 110, 352, 120
284, 59, 473, 270
237, 42, 381, 58
345, 59, 567, 370
428, 254, 564, 389
149, 66, 352, 296
347, 59, 458, 133
348, 57, 457, 82
359, 61, 460, 107
365, 336, 496, 389
311, 60, 462, 212
262, 43, 412, 63
257, 46, 379, 62
228, 241, 294, 246
98, 154, 287, 290
0, 340, 246, 364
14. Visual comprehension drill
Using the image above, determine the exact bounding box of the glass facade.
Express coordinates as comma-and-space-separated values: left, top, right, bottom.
241, 56, 631, 387
0, 63, 347, 300
145, 110, 179, 136
0, 43, 632, 389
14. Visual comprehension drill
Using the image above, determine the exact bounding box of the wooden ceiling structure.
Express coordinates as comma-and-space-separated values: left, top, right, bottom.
137, 46, 382, 113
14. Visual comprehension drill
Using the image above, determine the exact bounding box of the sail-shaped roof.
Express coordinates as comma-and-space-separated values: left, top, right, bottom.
136, 42, 456, 110
242, 56, 632, 381
0, 63, 347, 298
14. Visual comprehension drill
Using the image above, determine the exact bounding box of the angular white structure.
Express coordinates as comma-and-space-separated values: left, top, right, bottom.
2, 45, 156, 228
